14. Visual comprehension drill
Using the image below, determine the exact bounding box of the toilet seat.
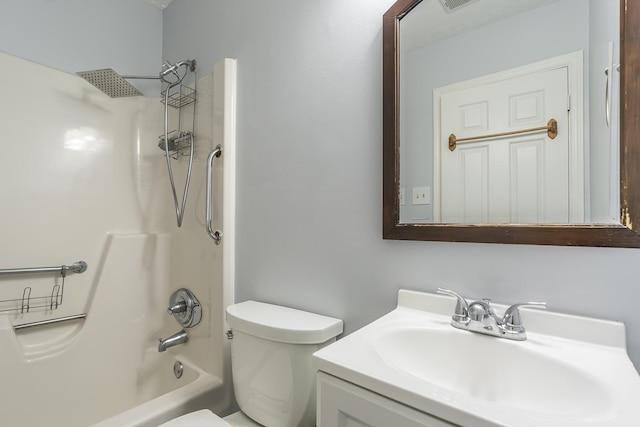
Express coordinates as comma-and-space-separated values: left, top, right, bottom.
158, 409, 230, 427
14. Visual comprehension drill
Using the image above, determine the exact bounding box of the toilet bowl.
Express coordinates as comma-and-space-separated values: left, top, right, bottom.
159, 300, 343, 427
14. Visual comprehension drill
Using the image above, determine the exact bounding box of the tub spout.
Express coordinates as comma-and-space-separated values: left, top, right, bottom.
158, 329, 188, 352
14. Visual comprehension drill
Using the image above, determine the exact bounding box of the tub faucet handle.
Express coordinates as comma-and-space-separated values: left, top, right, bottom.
167, 288, 202, 328
167, 301, 187, 315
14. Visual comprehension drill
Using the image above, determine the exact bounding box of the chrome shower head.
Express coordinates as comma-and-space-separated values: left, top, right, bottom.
76, 68, 143, 98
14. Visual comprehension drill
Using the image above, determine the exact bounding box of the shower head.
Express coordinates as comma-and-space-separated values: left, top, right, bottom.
76, 68, 143, 98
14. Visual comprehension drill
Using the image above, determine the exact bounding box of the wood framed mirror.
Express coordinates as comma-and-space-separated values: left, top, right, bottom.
382, 0, 640, 247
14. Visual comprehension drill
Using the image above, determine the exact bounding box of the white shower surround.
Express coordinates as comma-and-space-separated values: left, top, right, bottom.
0, 52, 236, 426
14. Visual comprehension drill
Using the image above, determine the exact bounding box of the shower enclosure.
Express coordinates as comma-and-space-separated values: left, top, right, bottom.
0, 52, 237, 426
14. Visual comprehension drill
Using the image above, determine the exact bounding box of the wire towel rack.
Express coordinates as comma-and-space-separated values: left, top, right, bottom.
0, 261, 87, 314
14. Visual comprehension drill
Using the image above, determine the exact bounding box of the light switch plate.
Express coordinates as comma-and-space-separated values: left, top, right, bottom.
412, 186, 430, 205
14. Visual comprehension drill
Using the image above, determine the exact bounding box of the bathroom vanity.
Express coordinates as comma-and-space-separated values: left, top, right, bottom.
313, 290, 640, 427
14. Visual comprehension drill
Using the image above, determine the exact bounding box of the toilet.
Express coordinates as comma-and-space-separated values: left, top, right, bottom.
160, 300, 343, 427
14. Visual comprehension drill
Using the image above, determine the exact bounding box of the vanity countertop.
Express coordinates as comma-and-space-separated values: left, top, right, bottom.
313, 289, 640, 427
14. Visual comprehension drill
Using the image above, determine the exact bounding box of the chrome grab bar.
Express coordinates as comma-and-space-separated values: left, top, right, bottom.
0, 261, 87, 276
206, 145, 223, 244
13, 313, 87, 331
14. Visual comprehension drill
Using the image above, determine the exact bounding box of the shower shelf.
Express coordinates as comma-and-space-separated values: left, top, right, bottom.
0, 261, 87, 314
158, 130, 193, 159
161, 84, 196, 109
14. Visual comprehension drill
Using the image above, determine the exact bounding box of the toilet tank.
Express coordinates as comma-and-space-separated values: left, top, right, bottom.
226, 301, 343, 427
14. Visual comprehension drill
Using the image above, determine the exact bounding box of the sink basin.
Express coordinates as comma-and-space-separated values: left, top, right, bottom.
314, 290, 640, 427
375, 327, 612, 416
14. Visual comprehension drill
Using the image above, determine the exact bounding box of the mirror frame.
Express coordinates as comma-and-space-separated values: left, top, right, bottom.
383, 0, 640, 247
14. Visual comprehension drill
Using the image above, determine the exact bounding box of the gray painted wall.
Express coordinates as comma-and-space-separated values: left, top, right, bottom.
163, 0, 640, 372
0, 0, 163, 96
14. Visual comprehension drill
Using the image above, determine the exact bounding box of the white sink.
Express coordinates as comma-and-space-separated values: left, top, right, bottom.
314, 290, 640, 427
375, 327, 611, 417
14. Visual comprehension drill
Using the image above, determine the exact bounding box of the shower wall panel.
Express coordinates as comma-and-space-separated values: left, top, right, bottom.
0, 51, 231, 424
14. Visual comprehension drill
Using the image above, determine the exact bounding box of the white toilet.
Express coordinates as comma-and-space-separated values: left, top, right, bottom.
160, 300, 343, 427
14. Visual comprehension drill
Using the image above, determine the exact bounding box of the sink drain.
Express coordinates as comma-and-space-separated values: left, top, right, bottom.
173, 360, 184, 379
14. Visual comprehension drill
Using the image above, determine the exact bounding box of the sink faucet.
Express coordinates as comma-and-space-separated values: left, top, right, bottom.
158, 329, 188, 352
437, 288, 546, 341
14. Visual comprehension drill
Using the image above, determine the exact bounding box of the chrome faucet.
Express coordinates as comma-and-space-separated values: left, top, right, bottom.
158, 329, 188, 352
437, 288, 546, 341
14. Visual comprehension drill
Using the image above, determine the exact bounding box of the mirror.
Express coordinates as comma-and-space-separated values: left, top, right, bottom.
383, 0, 640, 247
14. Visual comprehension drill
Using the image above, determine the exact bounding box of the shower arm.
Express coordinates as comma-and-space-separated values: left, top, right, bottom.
121, 75, 161, 80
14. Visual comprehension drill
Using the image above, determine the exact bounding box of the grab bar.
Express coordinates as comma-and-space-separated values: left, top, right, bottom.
0, 261, 87, 276
13, 313, 87, 331
206, 145, 223, 245
604, 64, 620, 127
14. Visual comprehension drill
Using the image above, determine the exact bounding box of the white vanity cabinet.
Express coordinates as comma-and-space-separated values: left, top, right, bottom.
317, 372, 457, 427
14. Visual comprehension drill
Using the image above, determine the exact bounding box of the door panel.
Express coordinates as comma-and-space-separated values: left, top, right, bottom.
440, 66, 570, 224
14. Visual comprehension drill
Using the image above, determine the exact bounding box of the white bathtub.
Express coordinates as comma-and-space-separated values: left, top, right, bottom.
0, 234, 230, 427
94, 354, 225, 427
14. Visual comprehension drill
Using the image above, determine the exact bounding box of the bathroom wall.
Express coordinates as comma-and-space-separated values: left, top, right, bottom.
163, 0, 640, 372
0, 0, 163, 96
0, 50, 167, 312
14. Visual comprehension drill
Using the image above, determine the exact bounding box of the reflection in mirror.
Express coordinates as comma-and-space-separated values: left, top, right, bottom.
382, 0, 640, 247
398, 0, 619, 225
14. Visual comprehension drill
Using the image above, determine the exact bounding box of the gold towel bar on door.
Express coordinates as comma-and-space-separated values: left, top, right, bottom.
448, 118, 558, 151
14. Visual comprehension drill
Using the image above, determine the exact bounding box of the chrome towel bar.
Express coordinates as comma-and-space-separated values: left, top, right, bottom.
13, 313, 87, 331
0, 261, 87, 276
0, 261, 88, 314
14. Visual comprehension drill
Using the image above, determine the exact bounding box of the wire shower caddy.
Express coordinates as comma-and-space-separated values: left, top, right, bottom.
0, 261, 87, 314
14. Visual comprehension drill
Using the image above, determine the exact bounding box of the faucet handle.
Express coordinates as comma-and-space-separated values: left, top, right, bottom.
502, 302, 547, 332
167, 301, 187, 315
437, 288, 469, 322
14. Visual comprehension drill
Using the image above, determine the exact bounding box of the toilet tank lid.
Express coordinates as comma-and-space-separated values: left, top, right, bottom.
226, 301, 343, 344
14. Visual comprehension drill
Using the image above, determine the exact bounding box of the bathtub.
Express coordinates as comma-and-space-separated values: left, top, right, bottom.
94, 354, 225, 427
0, 234, 230, 426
